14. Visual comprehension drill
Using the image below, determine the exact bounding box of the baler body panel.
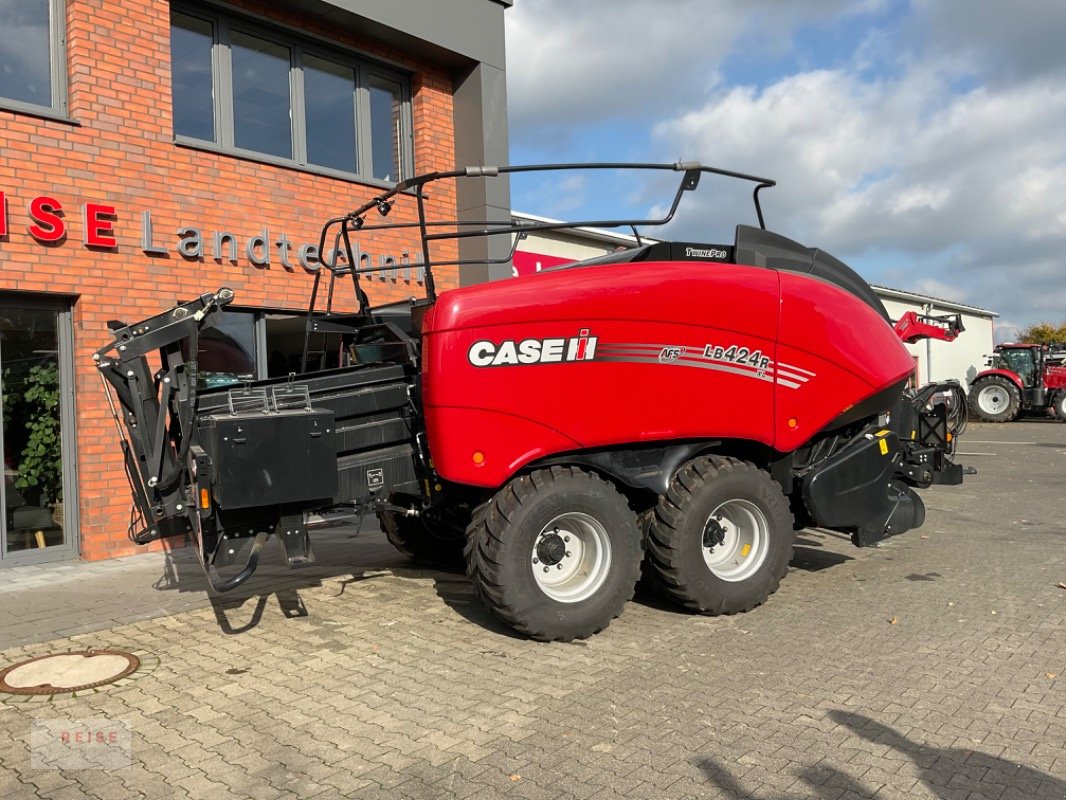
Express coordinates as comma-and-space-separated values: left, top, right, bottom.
422, 260, 913, 488
774, 272, 916, 452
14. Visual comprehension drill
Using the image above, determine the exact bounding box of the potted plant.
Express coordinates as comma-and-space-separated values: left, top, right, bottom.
13, 362, 63, 522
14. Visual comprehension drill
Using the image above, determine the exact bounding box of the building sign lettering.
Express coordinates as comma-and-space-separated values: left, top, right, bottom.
0, 191, 423, 282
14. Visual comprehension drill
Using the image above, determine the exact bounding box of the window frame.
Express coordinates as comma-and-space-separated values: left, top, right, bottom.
195, 307, 337, 382
0, 0, 70, 120
171, 4, 414, 186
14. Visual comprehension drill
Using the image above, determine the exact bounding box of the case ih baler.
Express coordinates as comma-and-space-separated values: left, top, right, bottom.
95, 163, 967, 641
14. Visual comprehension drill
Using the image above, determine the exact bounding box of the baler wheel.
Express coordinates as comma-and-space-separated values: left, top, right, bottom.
646, 456, 794, 615
465, 466, 642, 642
967, 375, 1021, 423
378, 507, 467, 569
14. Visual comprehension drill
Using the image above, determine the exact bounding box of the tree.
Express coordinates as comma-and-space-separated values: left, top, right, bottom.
1019, 321, 1066, 344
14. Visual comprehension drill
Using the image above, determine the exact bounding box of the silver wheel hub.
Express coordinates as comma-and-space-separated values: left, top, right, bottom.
531, 512, 612, 603
978, 385, 1008, 415
702, 499, 769, 582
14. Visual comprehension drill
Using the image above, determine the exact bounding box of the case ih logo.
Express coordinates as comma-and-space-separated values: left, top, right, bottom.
468, 330, 598, 367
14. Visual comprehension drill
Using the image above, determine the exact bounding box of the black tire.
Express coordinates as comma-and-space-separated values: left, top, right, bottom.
646, 456, 794, 615
636, 508, 670, 595
1052, 392, 1066, 421
967, 375, 1021, 423
378, 505, 468, 568
465, 466, 642, 642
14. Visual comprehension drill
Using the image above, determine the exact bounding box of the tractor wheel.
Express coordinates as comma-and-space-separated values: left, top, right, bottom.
1052, 392, 1066, 421
646, 456, 794, 615
465, 466, 642, 642
968, 376, 1021, 423
378, 506, 468, 569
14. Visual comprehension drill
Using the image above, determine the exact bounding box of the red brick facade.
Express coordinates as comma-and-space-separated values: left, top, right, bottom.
0, 0, 460, 560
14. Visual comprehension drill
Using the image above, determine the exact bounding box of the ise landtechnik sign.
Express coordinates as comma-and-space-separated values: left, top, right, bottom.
0, 191, 425, 282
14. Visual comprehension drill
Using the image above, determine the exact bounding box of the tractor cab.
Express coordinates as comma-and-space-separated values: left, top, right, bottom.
988, 345, 1040, 388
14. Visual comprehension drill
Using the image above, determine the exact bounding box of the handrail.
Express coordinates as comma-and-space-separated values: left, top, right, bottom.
315, 162, 776, 310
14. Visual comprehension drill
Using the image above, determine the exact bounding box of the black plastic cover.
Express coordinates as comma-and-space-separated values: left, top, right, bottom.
640, 241, 735, 263
803, 430, 898, 529
199, 409, 338, 509
803, 430, 925, 545
335, 444, 420, 503
734, 225, 890, 321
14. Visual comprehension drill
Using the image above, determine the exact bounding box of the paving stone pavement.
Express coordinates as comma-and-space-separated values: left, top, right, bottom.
0, 421, 1062, 799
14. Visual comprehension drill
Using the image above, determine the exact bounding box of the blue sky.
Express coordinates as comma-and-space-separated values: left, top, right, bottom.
504, 0, 1066, 337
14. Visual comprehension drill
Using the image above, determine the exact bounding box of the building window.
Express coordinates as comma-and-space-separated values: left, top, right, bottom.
192, 309, 343, 387
369, 75, 404, 182
170, 7, 413, 183
192, 310, 258, 388
0, 296, 76, 563
231, 31, 293, 159
171, 13, 215, 141
304, 54, 357, 174
0, 0, 66, 115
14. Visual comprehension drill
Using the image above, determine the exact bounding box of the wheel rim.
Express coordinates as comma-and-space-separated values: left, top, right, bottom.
978, 384, 1009, 415
701, 499, 770, 582
531, 512, 612, 603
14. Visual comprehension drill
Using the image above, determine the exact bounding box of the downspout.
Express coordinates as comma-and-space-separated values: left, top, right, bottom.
925, 303, 934, 384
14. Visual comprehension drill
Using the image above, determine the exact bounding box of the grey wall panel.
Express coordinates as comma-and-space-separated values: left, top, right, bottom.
315, 0, 510, 68
453, 61, 511, 285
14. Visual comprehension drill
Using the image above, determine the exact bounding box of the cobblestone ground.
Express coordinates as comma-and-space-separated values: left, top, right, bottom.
0, 421, 1063, 799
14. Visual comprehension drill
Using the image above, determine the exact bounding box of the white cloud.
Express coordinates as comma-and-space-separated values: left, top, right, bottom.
505, 0, 865, 141
652, 69, 1066, 321
504, 1, 1066, 325
910, 0, 1066, 85
910, 277, 961, 303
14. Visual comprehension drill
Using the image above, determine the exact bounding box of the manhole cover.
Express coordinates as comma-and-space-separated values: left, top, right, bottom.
0, 650, 140, 696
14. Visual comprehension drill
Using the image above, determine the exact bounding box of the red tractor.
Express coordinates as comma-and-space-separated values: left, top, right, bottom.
967, 343, 1066, 422
95, 162, 968, 641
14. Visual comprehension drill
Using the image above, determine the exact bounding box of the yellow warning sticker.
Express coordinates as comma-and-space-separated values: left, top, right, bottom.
879, 439, 889, 455
740, 543, 751, 558
876, 429, 890, 437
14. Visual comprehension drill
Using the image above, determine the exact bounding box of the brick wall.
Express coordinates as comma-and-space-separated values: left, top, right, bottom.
0, 0, 459, 560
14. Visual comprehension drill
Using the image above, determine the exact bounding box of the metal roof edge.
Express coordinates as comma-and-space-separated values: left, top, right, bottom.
870, 285, 999, 318
512, 212, 999, 319
511, 211, 657, 247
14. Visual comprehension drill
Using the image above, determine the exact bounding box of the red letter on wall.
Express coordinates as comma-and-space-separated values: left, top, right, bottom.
28, 196, 66, 242
0, 191, 7, 237
83, 203, 117, 248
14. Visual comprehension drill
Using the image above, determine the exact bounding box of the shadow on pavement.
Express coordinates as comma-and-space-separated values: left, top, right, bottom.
790, 544, 852, 573
696, 755, 872, 799
209, 587, 309, 635
789, 528, 854, 573
629, 580, 688, 614
829, 710, 1066, 800
145, 523, 531, 639
142, 522, 856, 639
426, 569, 528, 640
696, 710, 1066, 799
